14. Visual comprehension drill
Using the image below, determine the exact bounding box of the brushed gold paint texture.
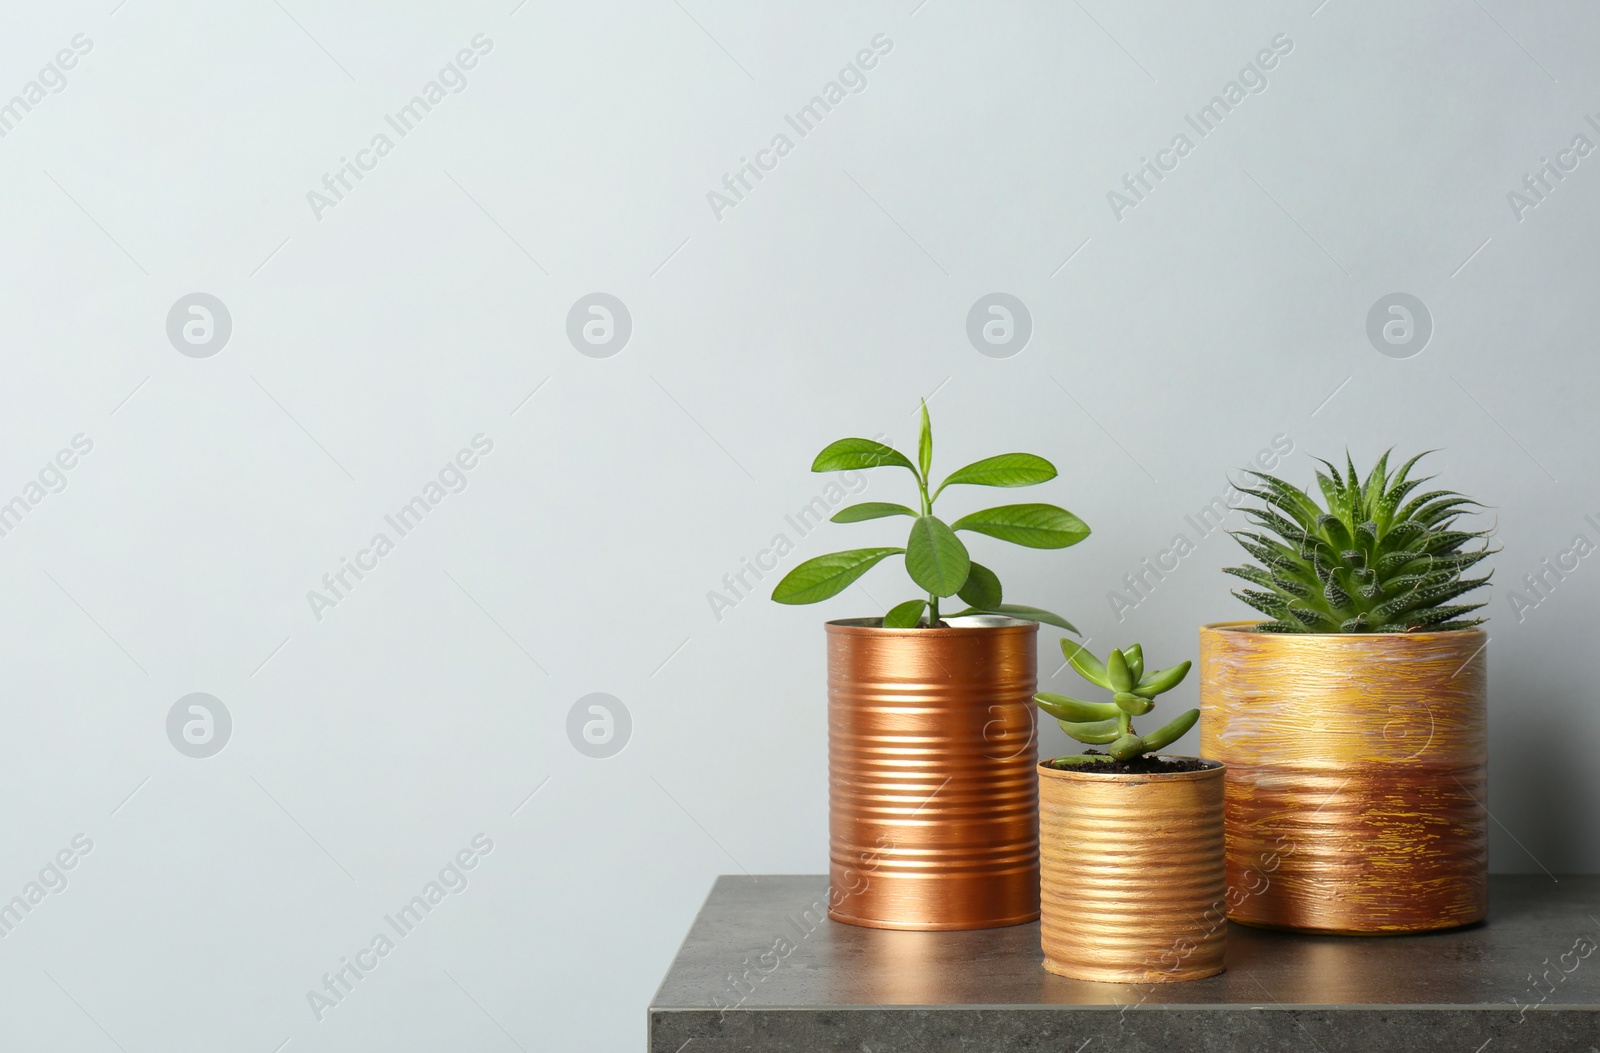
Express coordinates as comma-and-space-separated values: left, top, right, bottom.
1199, 623, 1488, 934
1038, 760, 1227, 983
826, 618, 1039, 931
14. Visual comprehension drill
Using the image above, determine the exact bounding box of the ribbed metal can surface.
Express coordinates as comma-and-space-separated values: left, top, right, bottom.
1038, 759, 1227, 982
1199, 622, 1488, 934
825, 616, 1039, 931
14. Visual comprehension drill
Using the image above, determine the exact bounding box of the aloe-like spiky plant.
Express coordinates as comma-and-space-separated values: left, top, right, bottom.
1224, 450, 1495, 633
1036, 640, 1197, 763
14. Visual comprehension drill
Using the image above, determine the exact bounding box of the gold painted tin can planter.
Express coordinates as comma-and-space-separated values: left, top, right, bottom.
1038, 759, 1227, 982
826, 616, 1039, 931
1199, 622, 1488, 934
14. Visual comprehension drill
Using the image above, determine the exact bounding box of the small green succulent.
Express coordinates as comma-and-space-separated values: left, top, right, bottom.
1035, 640, 1198, 763
770, 400, 1089, 629
1225, 450, 1494, 633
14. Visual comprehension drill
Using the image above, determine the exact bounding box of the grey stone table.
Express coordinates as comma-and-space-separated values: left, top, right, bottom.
650, 875, 1600, 1052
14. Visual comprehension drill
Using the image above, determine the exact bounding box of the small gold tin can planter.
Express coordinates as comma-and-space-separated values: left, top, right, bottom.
1038, 758, 1227, 983
1199, 622, 1488, 934
826, 616, 1039, 931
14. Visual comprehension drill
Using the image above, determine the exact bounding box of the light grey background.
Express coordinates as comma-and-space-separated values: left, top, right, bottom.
0, 0, 1594, 1050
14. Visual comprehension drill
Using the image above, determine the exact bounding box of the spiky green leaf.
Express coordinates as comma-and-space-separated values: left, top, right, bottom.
1228, 451, 1495, 633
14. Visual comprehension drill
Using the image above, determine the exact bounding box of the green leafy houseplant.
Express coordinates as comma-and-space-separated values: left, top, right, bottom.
1036, 640, 1197, 763
1224, 450, 1495, 633
769, 401, 1089, 629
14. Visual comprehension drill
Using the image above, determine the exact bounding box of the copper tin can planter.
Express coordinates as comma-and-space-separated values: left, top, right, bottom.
1199, 622, 1488, 934
825, 616, 1039, 931
1038, 758, 1227, 983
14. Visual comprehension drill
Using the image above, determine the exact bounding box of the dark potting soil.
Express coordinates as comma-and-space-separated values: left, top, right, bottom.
1044, 750, 1212, 775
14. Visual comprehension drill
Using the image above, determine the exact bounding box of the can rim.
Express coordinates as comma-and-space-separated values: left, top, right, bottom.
1201, 620, 1489, 642
1038, 756, 1224, 781
826, 615, 1039, 634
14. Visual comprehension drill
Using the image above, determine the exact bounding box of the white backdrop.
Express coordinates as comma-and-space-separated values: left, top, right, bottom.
2, 1, 1597, 1049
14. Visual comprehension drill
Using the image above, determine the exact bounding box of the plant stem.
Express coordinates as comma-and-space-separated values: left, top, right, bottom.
919, 471, 937, 625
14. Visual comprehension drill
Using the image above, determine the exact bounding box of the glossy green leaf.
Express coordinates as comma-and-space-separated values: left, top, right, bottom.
882, 599, 927, 628
810, 438, 915, 474
937, 453, 1057, 493
830, 502, 918, 523
917, 400, 932, 480
958, 604, 1078, 634
904, 517, 970, 597
770, 547, 904, 605
950, 504, 1091, 549
956, 562, 1002, 609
